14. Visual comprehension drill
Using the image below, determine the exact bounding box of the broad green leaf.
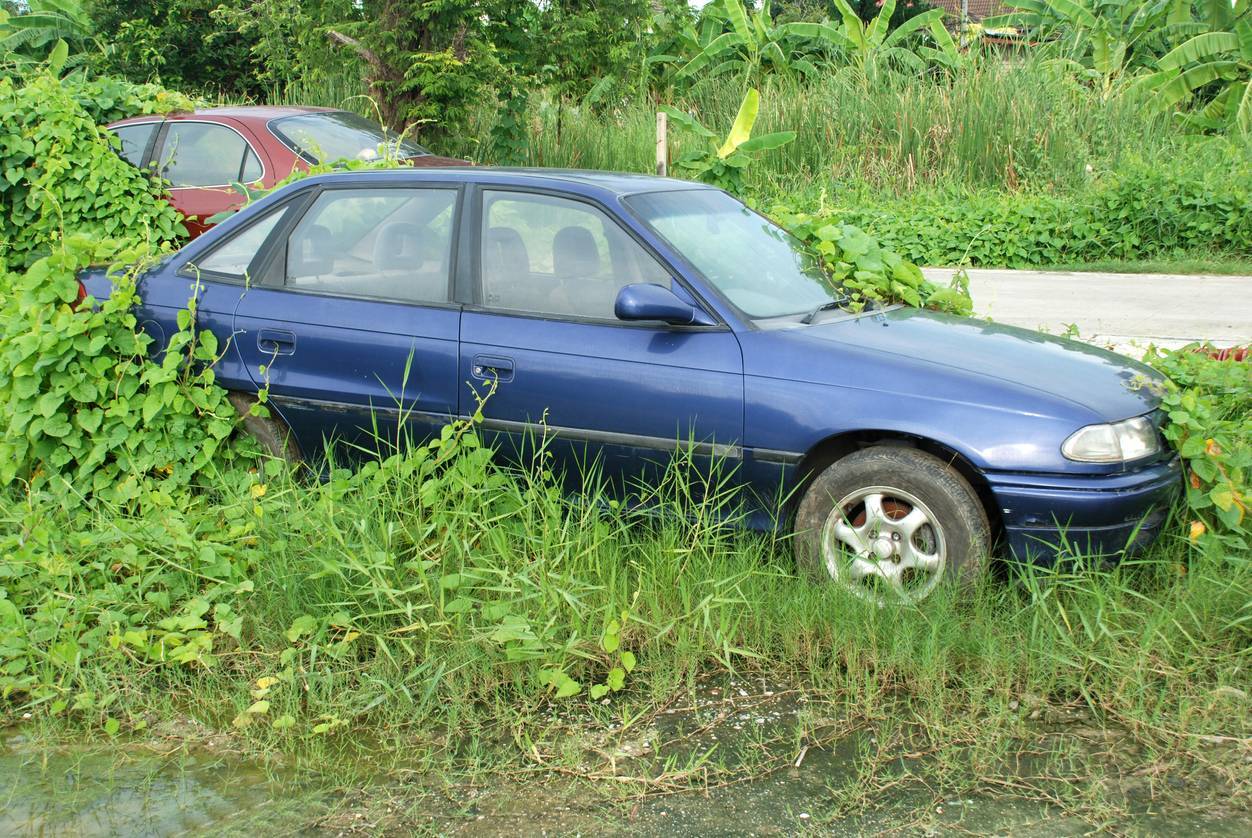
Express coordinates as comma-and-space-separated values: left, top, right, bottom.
831, 0, 867, 50
718, 88, 760, 159
1051, 0, 1098, 28
723, 0, 753, 49
867, 0, 897, 46
882, 9, 946, 50
47, 39, 68, 75
1236, 78, 1252, 137
659, 105, 715, 138
1154, 61, 1239, 109
554, 674, 581, 698
607, 667, 626, 691
1235, 20, 1252, 62
1159, 32, 1239, 70
735, 131, 796, 153
779, 22, 852, 49
675, 32, 741, 78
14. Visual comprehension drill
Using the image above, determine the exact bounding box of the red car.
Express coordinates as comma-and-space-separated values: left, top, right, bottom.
107, 106, 464, 237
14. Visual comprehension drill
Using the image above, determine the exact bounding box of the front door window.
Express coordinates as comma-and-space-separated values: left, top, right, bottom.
480, 190, 671, 319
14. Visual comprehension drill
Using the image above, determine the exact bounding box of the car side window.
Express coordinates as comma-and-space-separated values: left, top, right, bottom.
480, 191, 671, 319
109, 123, 157, 168
159, 122, 259, 188
188, 206, 289, 279
284, 188, 456, 304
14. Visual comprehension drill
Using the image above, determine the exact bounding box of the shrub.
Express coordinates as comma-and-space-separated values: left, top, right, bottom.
824, 156, 1252, 267
0, 72, 186, 273
0, 237, 256, 506
1146, 347, 1250, 558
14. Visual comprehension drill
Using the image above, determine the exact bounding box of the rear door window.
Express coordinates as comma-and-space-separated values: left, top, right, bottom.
157, 122, 262, 188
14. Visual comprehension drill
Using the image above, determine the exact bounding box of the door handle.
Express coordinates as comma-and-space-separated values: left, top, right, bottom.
471, 354, 514, 383
257, 328, 296, 356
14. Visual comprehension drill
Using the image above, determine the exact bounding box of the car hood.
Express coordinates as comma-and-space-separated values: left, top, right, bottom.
794, 307, 1165, 422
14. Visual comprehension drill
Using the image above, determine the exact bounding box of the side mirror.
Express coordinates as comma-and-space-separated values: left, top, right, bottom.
614, 283, 717, 327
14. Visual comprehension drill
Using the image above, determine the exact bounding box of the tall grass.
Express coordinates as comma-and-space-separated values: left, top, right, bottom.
451, 57, 1191, 199
5, 423, 1248, 806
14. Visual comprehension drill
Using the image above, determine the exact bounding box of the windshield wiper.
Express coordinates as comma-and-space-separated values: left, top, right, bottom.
802, 295, 851, 324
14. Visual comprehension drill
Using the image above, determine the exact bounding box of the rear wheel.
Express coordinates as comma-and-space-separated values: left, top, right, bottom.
228, 391, 303, 467
794, 447, 990, 604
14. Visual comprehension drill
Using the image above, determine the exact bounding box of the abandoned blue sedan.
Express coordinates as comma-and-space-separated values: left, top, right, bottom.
83, 169, 1181, 603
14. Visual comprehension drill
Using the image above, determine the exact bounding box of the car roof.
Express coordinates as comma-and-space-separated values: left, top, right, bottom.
108, 105, 338, 128
290, 167, 713, 198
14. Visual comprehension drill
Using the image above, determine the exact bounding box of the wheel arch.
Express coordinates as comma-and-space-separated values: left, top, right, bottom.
789, 430, 1003, 541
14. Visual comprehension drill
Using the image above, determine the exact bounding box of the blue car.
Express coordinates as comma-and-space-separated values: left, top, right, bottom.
83, 169, 1181, 603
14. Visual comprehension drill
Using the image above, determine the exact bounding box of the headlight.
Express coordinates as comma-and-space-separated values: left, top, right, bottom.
1062, 415, 1160, 463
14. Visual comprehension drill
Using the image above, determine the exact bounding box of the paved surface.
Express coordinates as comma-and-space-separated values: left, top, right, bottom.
923, 268, 1252, 357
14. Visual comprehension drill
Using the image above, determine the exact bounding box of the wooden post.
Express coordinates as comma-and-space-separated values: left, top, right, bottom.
655, 111, 667, 177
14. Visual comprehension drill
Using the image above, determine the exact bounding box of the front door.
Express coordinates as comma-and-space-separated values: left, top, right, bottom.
233, 184, 464, 462
460, 188, 744, 495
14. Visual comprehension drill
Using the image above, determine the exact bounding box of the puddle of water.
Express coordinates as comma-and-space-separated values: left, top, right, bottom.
4, 696, 1249, 838
0, 729, 322, 837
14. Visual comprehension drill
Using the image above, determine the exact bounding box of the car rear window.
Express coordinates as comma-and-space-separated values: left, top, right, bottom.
268, 111, 430, 164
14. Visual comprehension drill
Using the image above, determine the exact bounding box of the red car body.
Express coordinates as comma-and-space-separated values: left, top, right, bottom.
107, 106, 463, 237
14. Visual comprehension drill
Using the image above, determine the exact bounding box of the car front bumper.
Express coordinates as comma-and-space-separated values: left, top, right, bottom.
984, 456, 1184, 563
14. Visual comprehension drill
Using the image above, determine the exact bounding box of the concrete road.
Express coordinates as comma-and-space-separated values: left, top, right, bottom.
923, 267, 1252, 357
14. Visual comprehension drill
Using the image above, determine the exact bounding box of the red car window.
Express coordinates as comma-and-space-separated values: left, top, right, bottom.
160, 122, 260, 188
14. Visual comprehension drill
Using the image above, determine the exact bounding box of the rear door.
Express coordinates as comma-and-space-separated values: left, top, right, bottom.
151, 119, 270, 236
232, 183, 464, 462
459, 187, 744, 494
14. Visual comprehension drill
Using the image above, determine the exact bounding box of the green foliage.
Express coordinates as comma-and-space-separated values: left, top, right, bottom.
772, 205, 973, 314
674, 0, 841, 81
86, 0, 264, 97
823, 0, 948, 78
986, 0, 1195, 90
63, 74, 197, 124
0, 237, 256, 506
662, 88, 796, 193
0, 72, 186, 273
1134, 1, 1252, 136
1146, 347, 1250, 556
325, 0, 508, 141
821, 154, 1252, 267
0, 0, 97, 72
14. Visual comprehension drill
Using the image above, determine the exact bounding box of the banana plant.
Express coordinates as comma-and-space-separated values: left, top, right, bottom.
675, 0, 845, 81
1133, 0, 1252, 137
660, 88, 796, 194
0, 0, 99, 70
985, 0, 1197, 91
822, 0, 950, 77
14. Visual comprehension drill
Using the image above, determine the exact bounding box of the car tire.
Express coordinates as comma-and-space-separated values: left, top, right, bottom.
794, 446, 990, 603
227, 391, 303, 467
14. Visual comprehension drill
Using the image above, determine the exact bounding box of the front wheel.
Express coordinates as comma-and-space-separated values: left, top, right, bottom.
794, 447, 990, 604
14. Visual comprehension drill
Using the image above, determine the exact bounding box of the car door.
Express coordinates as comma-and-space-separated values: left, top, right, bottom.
144, 203, 301, 392
232, 183, 464, 462
460, 187, 744, 494
152, 119, 270, 237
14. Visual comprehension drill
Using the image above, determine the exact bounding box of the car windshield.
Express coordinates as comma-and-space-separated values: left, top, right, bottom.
626, 190, 841, 319
268, 111, 430, 164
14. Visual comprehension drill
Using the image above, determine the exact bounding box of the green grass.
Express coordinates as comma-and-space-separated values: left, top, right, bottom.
3, 424, 1249, 816
450, 57, 1194, 199
1044, 257, 1252, 276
